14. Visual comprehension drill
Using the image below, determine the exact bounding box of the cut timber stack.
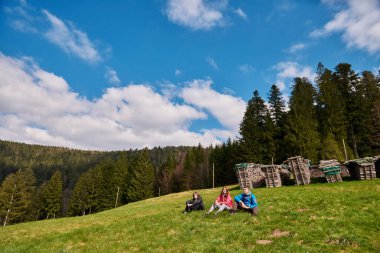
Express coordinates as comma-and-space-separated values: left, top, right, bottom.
285, 156, 311, 185
319, 159, 342, 183
261, 165, 282, 188
235, 163, 265, 189
346, 158, 376, 180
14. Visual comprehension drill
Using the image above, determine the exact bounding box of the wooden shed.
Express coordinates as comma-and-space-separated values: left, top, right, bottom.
346, 158, 376, 180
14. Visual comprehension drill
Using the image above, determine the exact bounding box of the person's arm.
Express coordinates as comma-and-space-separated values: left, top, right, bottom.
235, 194, 248, 209
250, 194, 257, 207
192, 198, 202, 205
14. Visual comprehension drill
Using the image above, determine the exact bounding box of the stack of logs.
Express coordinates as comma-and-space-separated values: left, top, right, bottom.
235, 163, 265, 189
285, 156, 311, 185
319, 159, 342, 183
346, 158, 376, 180
261, 165, 282, 188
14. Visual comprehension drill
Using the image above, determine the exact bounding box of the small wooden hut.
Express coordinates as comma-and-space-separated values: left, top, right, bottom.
346, 158, 376, 180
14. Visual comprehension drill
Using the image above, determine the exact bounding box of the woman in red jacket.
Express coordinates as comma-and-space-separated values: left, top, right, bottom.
207, 187, 233, 215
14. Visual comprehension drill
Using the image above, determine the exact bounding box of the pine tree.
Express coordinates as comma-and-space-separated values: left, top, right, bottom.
333, 63, 360, 157
112, 154, 129, 207
158, 152, 175, 196
316, 63, 349, 159
68, 167, 102, 215
126, 149, 154, 202
285, 78, 320, 163
42, 170, 62, 218
352, 71, 380, 156
268, 84, 286, 126
0, 168, 35, 226
239, 90, 271, 163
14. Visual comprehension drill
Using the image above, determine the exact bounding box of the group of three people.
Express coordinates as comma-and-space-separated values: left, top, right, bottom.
183, 186, 259, 216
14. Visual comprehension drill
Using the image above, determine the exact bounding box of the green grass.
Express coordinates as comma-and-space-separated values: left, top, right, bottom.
1, 180, 380, 253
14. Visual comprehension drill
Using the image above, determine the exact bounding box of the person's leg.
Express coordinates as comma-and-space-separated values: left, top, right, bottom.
185, 200, 192, 212
249, 206, 259, 216
230, 202, 239, 214
208, 204, 216, 213
216, 204, 231, 214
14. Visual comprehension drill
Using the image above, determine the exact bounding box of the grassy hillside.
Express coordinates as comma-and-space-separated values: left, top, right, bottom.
1, 180, 379, 253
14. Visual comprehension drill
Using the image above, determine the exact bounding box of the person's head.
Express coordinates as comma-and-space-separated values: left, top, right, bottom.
243, 187, 250, 195
220, 186, 229, 196
193, 192, 200, 199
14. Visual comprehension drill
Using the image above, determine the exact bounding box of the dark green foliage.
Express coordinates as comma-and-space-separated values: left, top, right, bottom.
285, 77, 320, 163
41, 170, 63, 218
0, 168, 35, 226
126, 149, 154, 202
68, 167, 102, 216
209, 139, 241, 186
268, 84, 288, 163
239, 90, 274, 163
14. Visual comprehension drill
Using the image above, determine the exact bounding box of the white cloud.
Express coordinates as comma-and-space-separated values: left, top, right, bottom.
0, 53, 242, 150
274, 61, 316, 81
175, 69, 182, 76
165, 0, 227, 30
238, 64, 255, 74
206, 56, 218, 69
288, 43, 306, 53
42, 10, 102, 64
180, 79, 246, 134
234, 8, 247, 20
105, 67, 121, 85
5, 2, 104, 64
272, 61, 316, 95
311, 0, 380, 53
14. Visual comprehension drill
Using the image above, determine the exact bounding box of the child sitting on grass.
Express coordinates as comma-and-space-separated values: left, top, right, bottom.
230, 187, 259, 216
183, 192, 204, 213
206, 186, 233, 215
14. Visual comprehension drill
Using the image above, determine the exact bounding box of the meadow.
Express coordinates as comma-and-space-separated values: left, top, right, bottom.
1, 179, 379, 253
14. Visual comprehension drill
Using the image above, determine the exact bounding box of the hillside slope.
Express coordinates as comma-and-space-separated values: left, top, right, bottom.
1, 180, 379, 253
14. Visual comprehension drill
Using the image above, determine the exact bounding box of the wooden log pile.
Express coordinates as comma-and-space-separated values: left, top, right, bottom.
345, 158, 376, 180
319, 160, 342, 183
235, 163, 265, 189
285, 156, 311, 185
261, 165, 282, 188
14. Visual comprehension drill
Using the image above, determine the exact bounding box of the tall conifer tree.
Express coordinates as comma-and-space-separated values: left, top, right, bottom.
285, 78, 320, 162
42, 170, 63, 218
126, 149, 154, 202
0, 168, 35, 226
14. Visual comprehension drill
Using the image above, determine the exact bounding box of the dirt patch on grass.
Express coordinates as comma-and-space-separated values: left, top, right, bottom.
256, 240, 273, 245
271, 229, 290, 238
296, 208, 309, 212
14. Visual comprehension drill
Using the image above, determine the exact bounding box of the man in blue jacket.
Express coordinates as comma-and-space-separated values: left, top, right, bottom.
230, 187, 259, 216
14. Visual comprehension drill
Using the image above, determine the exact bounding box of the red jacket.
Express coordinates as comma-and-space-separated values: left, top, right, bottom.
215, 194, 233, 207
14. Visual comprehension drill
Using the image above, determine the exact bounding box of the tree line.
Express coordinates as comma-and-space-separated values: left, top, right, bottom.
0, 62, 379, 226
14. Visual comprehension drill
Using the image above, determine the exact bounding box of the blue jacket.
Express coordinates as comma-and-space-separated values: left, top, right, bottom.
234, 192, 258, 208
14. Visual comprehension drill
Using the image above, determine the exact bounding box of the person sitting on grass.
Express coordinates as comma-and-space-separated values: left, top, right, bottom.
207, 186, 233, 215
183, 192, 205, 213
230, 187, 259, 216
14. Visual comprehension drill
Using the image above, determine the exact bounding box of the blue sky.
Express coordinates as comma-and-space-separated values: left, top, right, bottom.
0, 0, 379, 150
